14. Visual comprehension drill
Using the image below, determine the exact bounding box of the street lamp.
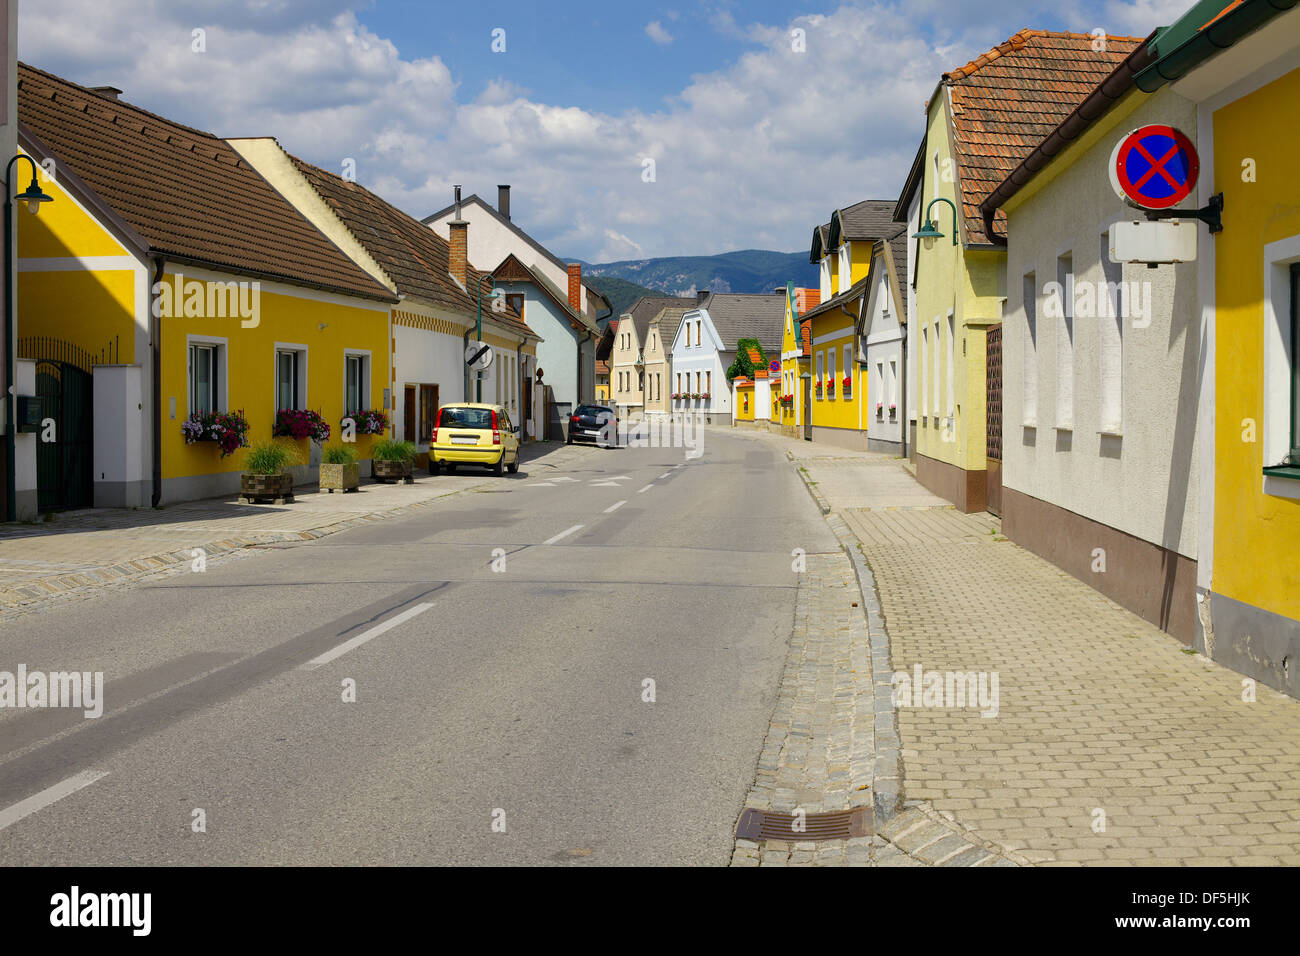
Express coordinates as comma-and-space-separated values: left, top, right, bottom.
474, 274, 502, 403
5, 155, 54, 521
912, 197, 959, 247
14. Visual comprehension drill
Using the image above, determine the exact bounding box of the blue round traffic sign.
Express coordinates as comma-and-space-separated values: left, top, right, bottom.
1111, 125, 1199, 210
769, 359, 781, 374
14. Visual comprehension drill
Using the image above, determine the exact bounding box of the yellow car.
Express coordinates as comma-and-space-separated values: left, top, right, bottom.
429, 403, 521, 476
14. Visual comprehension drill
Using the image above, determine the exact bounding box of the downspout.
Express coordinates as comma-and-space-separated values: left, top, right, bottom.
515, 339, 523, 434
463, 326, 472, 403
150, 257, 164, 507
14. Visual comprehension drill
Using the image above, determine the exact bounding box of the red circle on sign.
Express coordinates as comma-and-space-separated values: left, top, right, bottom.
1114, 125, 1199, 210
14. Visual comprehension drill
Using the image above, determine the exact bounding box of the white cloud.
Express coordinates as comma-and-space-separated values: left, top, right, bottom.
645, 21, 674, 45
18, 0, 1186, 262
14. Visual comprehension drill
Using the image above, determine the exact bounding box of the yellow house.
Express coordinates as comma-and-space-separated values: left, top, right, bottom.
802, 201, 897, 450
16, 63, 396, 510
777, 286, 819, 436
898, 30, 1141, 512
1172, 0, 1300, 696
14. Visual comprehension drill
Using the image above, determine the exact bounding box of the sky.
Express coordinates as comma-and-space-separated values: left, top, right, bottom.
18, 0, 1191, 262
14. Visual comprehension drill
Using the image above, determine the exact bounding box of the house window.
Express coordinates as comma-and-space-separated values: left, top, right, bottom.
876, 361, 884, 413
827, 348, 836, 399
695, 371, 701, 393
881, 273, 891, 317
189, 343, 219, 415
844, 345, 853, 396
816, 351, 824, 399
889, 358, 897, 408
1099, 234, 1123, 434
276, 347, 304, 411
345, 352, 369, 415
705, 370, 711, 395
1056, 253, 1074, 429
676, 372, 681, 394
1023, 273, 1037, 426
920, 327, 928, 417
506, 293, 525, 317
945, 312, 955, 418
419, 385, 438, 441
933, 318, 940, 418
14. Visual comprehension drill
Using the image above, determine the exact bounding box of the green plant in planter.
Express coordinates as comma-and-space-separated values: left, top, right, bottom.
243, 439, 297, 475
372, 438, 417, 462
322, 444, 358, 465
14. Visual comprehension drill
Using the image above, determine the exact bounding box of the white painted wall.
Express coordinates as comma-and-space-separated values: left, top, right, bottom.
670, 308, 730, 417
1002, 89, 1199, 559
393, 323, 466, 447
865, 269, 903, 448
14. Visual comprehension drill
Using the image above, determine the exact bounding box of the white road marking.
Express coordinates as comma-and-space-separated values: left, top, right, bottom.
302, 603, 435, 671
590, 481, 621, 487
610, 475, 632, 480
603, 500, 626, 514
637, 484, 654, 494
659, 472, 671, 479
552, 477, 580, 483
544, 524, 585, 545
0, 770, 109, 832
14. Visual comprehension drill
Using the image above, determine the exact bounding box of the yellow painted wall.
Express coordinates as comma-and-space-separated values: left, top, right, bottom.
19, 270, 137, 364
735, 383, 755, 421
780, 292, 803, 428
160, 277, 390, 481
17, 157, 139, 364
809, 321, 860, 431
848, 241, 872, 287
1212, 65, 1300, 620
913, 99, 1003, 473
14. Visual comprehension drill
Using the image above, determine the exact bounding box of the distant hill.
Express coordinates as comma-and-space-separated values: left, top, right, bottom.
573, 249, 817, 298
582, 276, 659, 322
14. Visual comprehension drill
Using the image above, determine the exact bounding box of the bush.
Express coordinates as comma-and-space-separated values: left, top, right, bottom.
322, 444, 358, 465
243, 440, 297, 476
372, 438, 417, 462
344, 409, 388, 435
181, 409, 250, 457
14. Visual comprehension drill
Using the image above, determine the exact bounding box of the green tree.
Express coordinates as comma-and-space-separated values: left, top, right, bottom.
726, 338, 766, 382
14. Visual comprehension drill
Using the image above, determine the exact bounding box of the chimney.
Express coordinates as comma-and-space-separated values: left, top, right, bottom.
90, 86, 122, 101
448, 185, 469, 289
696, 289, 710, 306
497, 185, 511, 221
567, 263, 582, 313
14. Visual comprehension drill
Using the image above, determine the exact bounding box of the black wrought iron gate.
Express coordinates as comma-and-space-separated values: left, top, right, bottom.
34, 359, 95, 512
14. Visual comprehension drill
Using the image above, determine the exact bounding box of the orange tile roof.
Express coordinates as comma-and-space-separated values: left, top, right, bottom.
796, 288, 821, 315
942, 29, 1143, 241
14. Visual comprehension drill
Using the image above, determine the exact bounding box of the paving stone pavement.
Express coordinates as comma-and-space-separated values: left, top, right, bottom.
722, 424, 1300, 866
0, 442, 588, 621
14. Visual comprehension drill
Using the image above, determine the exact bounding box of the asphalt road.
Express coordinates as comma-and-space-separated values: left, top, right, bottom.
0, 427, 837, 865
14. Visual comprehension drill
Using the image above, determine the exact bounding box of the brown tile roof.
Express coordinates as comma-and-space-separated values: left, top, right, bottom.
596, 359, 610, 375
17, 63, 393, 302
834, 200, 899, 244
941, 30, 1143, 241
289, 155, 534, 339
623, 295, 696, 346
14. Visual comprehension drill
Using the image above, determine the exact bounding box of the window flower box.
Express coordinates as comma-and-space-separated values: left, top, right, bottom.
181, 409, 250, 457
343, 409, 388, 436
273, 408, 331, 443
889, 403, 898, 420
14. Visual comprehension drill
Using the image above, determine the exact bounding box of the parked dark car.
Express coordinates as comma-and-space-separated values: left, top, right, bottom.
567, 404, 619, 447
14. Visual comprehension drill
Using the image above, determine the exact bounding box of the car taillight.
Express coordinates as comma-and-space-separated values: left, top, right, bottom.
570, 414, 579, 424
491, 410, 501, 445
431, 427, 439, 444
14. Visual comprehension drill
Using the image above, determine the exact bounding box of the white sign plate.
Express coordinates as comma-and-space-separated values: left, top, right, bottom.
1109, 220, 1197, 265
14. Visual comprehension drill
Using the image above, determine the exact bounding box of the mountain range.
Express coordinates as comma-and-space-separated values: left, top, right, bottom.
575, 250, 818, 311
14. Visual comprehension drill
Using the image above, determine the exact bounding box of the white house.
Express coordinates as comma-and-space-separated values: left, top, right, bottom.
671, 292, 785, 423
424, 187, 611, 412
862, 227, 909, 454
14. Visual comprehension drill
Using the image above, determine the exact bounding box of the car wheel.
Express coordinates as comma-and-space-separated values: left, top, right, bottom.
429, 459, 440, 475
492, 454, 504, 477
446, 463, 457, 474
506, 458, 519, 474
566, 434, 573, 445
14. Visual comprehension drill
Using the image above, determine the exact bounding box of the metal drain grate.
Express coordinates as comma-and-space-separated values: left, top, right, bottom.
735, 806, 872, 842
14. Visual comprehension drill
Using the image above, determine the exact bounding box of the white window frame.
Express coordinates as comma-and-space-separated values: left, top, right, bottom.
844, 344, 853, 397
946, 311, 955, 419
827, 347, 836, 400
1263, 232, 1300, 499
816, 350, 825, 400
186, 334, 228, 416
1055, 251, 1075, 431
1098, 233, 1124, 436
274, 342, 308, 414
1022, 273, 1038, 428
920, 326, 929, 418
343, 348, 371, 416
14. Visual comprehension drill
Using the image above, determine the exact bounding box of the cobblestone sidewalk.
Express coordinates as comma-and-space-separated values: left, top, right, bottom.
0, 442, 582, 621
723, 424, 1300, 866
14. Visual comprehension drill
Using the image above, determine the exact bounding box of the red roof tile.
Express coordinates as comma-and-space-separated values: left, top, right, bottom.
942, 30, 1143, 241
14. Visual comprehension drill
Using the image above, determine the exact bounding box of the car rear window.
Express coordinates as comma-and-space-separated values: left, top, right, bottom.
575, 405, 613, 418
438, 407, 495, 429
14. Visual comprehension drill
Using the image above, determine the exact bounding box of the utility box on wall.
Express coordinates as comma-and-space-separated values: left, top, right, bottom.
92, 365, 147, 508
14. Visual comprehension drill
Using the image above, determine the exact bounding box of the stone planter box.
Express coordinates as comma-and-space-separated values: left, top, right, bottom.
320, 462, 360, 493
239, 472, 294, 504
372, 459, 414, 484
